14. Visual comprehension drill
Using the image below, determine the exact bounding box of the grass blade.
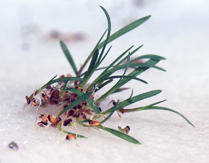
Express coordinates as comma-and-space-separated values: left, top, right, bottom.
102, 90, 162, 115
97, 15, 151, 50
60, 41, 78, 75
101, 75, 148, 84
137, 106, 195, 127
99, 126, 141, 144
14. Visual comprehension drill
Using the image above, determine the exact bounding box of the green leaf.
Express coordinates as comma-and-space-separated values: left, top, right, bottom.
40, 75, 57, 90
102, 90, 162, 115
116, 45, 143, 66
130, 54, 166, 62
137, 106, 195, 127
60, 41, 78, 75
82, 49, 99, 82
98, 6, 111, 59
97, 52, 131, 102
102, 75, 148, 84
97, 15, 151, 50
95, 79, 113, 92
101, 126, 141, 144
77, 30, 107, 76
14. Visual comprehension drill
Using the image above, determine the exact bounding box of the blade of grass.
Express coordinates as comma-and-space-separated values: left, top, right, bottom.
116, 45, 144, 66
97, 15, 151, 50
77, 30, 107, 76
101, 75, 148, 84
130, 54, 166, 62
82, 49, 99, 81
102, 90, 162, 115
60, 41, 78, 75
95, 79, 113, 92
77, 12, 150, 76
136, 106, 195, 127
97, 52, 130, 102
88, 45, 142, 90
97, 125, 141, 144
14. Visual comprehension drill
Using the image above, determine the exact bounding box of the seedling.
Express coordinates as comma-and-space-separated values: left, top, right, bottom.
25, 6, 194, 144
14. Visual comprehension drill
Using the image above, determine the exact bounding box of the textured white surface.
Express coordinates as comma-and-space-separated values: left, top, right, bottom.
0, 0, 209, 163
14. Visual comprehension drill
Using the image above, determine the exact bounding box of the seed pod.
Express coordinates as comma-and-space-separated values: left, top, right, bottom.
73, 112, 80, 118
78, 104, 83, 109
54, 117, 62, 124
59, 74, 65, 78
83, 109, 92, 115
37, 121, 48, 127
83, 101, 87, 106
67, 110, 74, 117
50, 90, 60, 99
8, 142, 18, 150
31, 98, 37, 106
66, 74, 72, 77
80, 112, 86, 119
25, 96, 30, 104
39, 114, 48, 124
66, 134, 76, 140
124, 126, 130, 134
63, 118, 72, 126
48, 115, 55, 124
89, 120, 100, 126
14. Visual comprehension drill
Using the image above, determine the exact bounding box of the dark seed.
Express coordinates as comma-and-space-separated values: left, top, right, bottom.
67, 110, 74, 117
63, 119, 72, 126
25, 96, 30, 104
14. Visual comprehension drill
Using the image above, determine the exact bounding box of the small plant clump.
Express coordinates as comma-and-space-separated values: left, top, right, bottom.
25, 6, 194, 144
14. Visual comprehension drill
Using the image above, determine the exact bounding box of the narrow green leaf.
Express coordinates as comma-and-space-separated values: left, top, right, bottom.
102, 90, 162, 115
116, 45, 143, 66
77, 30, 107, 76
102, 75, 148, 84
40, 75, 57, 90
60, 41, 78, 75
130, 54, 166, 62
88, 45, 134, 90
137, 106, 195, 127
106, 59, 161, 96
101, 126, 141, 144
110, 87, 130, 94
97, 15, 151, 49
97, 52, 131, 102
98, 6, 111, 60
83, 49, 99, 80
95, 79, 113, 92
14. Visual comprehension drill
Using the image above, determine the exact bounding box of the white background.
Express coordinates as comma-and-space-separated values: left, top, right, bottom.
0, 0, 209, 162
